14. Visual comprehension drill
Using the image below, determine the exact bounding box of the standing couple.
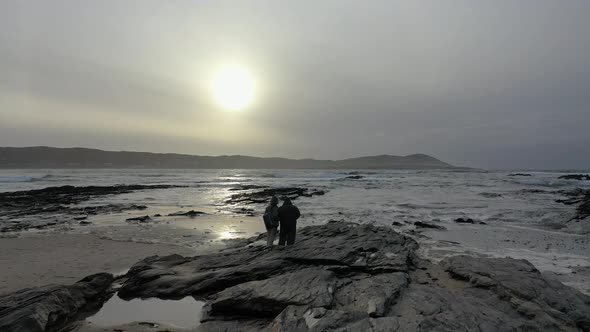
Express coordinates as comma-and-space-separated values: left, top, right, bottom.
264, 195, 301, 246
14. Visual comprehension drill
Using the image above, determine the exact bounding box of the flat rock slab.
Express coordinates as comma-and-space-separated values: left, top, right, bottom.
116, 221, 590, 331
0, 184, 185, 232
0, 273, 113, 332
414, 221, 446, 230
559, 174, 590, 181
443, 255, 590, 330
206, 268, 337, 318
224, 187, 326, 205
118, 222, 417, 300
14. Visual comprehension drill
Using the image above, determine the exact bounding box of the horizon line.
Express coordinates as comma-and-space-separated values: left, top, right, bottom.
0, 145, 440, 163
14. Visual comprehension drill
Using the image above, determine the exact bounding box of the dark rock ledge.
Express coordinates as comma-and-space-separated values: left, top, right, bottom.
556, 189, 590, 222
0, 184, 185, 232
0, 185, 184, 214
225, 187, 326, 205
2, 222, 590, 332
0, 273, 113, 332
559, 174, 590, 181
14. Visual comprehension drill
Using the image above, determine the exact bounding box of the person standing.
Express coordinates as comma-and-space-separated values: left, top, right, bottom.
278, 197, 301, 246
263, 196, 280, 246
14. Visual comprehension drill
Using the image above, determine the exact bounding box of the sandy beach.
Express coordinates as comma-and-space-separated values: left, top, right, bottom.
0, 233, 195, 294
0, 212, 267, 294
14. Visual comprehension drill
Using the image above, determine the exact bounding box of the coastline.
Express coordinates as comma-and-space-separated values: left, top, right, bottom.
1, 218, 589, 331
0, 214, 268, 294
0, 233, 196, 294
1, 212, 589, 296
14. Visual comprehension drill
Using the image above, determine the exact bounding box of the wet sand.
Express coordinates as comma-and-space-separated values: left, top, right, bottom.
0, 214, 266, 294
0, 233, 196, 294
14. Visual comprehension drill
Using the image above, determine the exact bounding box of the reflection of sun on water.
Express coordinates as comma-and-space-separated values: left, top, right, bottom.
211, 64, 256, 111
218, 230, 243, 240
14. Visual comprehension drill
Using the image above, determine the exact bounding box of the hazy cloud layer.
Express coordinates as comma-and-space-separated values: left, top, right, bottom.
1, 1, 589, 169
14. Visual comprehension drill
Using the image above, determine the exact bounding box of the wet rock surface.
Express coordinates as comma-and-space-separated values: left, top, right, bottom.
478, 192, 503, 198
125, 215, 152, 222
442, 256, 590, 330
454, 217, 486, 225
113, 221, 590, 331
117, 222, 417, 300
0, 273, 113, 332
414, 221, 446, 230
344, 175, 364, 180
517, 188, 550, 194
0, 185, 183, 232
229, 184, 270, 191
556, 189, 590, 221
225, 187, 326, 205
167, 210, 206, 217
455, 217, 476, 224
559, 174, 590, 181
232, 207, 256, 216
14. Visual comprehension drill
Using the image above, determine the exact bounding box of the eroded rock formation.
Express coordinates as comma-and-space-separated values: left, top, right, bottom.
557, 189, 590, 221
1, 222, 589, 331
116, 222, 590, 331
0, 185, 184, 232
225, 187, 326, 205
559, 174, 590, 181
0, 273, 113, 332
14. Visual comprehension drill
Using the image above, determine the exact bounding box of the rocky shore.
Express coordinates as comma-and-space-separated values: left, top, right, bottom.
0, 185, 185, 232
0, 183, 330, 234
556, 189, 590, 222
0, 273, 114, 332
1, 221, 589, 332
224, 186, 326, 205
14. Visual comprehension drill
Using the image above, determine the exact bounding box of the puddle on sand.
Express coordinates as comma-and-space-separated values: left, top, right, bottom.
87, 294, 205, 328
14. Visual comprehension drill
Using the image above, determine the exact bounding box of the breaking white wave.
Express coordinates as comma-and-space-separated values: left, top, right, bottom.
0, 174, 53, 183
1, 168, 588, 233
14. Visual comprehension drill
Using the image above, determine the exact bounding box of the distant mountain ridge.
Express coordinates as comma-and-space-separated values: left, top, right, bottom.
0, 147, 462, 169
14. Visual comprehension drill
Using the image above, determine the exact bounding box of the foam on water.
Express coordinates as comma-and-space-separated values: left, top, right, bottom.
0, 168, 580, 229
0, 174, 52, 183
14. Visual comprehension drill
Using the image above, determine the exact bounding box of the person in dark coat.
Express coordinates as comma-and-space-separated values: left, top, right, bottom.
264, 196, 280, 246
278, 197, 301, 245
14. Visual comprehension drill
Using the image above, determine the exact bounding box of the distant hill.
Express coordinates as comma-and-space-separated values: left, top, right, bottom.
0, 147, 462, 169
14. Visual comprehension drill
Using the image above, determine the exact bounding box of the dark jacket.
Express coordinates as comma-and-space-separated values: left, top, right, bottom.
278, 201, 300, 225
265, 205, 279, 223
264, 196, 280, 228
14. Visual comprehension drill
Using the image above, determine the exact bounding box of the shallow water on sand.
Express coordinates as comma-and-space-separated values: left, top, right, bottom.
86, 294, 204, 328
1, 168, 589, 231
2, 168, 590, 250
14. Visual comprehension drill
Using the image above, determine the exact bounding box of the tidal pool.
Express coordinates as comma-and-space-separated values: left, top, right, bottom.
87, 294, 205, 328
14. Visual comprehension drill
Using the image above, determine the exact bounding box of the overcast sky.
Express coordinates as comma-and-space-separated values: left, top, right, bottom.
1, 1, 589, 169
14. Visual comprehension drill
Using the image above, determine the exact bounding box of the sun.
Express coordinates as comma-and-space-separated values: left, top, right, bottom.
211, 65, 256, 111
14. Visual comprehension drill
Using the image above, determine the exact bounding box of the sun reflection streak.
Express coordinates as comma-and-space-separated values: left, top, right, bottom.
218, 230, 241, 240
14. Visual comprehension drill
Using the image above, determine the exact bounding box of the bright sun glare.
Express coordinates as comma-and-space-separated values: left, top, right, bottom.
211, 65, 256, 111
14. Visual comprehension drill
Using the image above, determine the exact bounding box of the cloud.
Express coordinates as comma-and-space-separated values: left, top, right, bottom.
1, 0, 589, 168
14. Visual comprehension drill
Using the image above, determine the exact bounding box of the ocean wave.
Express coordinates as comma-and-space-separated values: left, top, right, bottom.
141, 174, 174, 178
0, 174, 54, 183
212, 178, 253, 183
257, 173, 277, 178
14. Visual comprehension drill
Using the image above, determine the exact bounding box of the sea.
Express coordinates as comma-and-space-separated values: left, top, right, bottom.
1, 168, 589, 229
1, 168, 589, 294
